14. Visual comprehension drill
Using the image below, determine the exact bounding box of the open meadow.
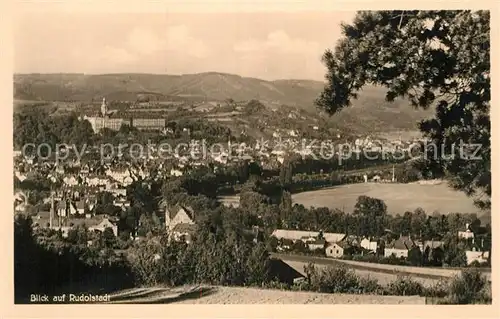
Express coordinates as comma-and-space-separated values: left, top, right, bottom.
292, 181, 481, 216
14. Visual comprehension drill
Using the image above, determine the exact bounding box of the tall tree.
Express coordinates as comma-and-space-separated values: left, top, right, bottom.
353, 195, 388, 236
317, 10, 490, 209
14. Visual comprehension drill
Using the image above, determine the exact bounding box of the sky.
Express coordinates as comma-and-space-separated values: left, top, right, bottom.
14, 11, 356, 81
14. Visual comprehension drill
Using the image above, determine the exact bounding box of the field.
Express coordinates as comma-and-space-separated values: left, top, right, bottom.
292, 181, 481, 215
105, 286, 426, 304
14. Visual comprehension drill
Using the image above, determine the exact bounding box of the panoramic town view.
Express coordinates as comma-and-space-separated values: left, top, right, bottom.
13, 9, 491, 305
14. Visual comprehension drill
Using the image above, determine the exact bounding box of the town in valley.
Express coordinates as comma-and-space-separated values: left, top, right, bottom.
13, 9, 492, 305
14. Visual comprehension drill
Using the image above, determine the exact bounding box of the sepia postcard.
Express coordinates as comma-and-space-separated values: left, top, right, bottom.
2, 0, 499, 318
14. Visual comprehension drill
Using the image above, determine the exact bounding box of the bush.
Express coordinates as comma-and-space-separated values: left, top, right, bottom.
423, 279, 449, 298
448, 269, 490, 304
449, 249, 467, 267
313, 265, 360, 294
468, 260, 491, 268
290, 280, 310, 292
358, 276, 382, 294
264, 279, 290, 290
385, 276, 423, 296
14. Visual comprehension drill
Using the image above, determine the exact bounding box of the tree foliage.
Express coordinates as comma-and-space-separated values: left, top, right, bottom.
14, 107, 95, 151
353, 195, 388, 236
317, 10, 490, 209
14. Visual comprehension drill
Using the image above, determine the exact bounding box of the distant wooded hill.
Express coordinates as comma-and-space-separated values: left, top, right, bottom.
14, 72, 434, 134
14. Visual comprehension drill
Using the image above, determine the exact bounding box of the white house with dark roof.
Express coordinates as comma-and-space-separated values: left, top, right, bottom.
458, 223, 475, 240
384, 235, 416, 258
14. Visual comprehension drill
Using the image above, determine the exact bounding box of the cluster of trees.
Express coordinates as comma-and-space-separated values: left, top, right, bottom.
14, 108, 94, 152
288, 153, 407, 176
128, 209, 271, 287
174, 119, 233, 142
14, 214, 132, 302
14, 172, 56, 205
244, 100, 267, 116
257, 158, 423, 196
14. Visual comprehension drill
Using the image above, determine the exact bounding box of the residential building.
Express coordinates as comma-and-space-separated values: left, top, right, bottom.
109, 187, 127, 198
384, 235, 416, 258
307, 239, 326, 251
63, 175, 79, 187
170, 168, 183, 177
271, 229, 319, 242
164, 204, 195, 231
465, 250, 489, 265
458, 223, 475, 240
15, 171, 27, 182
423, 240, 444, 251
326, 242, 349, 258
68, 201, 78, 215
113, 198, 131, 208
88, 217, 119, 237
161, 203, 196, 243
271, 229, 346, 244
422, 240, 445, 262
57, 200, 68, 217
170, 223, 196, 243
106, 167, 131, 184
360, 237, 378, 252
122, 176, 134, 186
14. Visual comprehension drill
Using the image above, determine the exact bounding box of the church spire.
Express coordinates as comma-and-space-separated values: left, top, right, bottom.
101, 97, 108, 117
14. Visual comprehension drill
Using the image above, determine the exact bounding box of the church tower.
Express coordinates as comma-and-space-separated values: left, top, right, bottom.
101, 97, 108, 117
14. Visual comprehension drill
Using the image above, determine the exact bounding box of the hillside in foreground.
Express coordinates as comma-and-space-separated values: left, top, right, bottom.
14, 72, 434, 134
105, 286, 426, 304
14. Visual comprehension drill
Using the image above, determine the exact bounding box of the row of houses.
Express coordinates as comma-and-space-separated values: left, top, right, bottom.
32, 210, 119, 238
31, 200, 199, 245
271, 226, 490, 266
